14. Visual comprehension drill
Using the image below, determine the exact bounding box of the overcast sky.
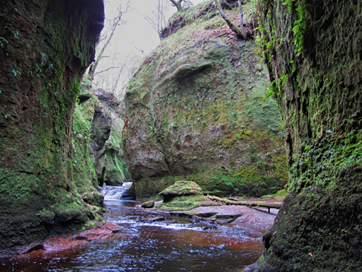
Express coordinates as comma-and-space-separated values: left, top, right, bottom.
93, 0, 208, 97
105, 0, 207, 55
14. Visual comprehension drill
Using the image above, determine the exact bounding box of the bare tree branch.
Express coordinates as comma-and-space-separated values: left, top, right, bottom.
98, 56, 110, 61
112, 59, 128, 95
88, 1, 130, 79
94, 66, 121, 77
142, 0, 168, 39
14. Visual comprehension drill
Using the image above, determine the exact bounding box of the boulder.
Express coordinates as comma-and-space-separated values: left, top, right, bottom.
141, 200, 155, 208
124, 0, 288, 199
98, 221, 123, 233
159, 181, 203, 202
155, 180, 218, 211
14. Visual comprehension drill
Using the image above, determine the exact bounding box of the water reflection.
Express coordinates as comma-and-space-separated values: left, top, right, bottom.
0, 187, 264, 272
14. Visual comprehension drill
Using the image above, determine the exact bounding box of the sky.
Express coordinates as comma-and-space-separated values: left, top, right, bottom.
93, 0, 208, 98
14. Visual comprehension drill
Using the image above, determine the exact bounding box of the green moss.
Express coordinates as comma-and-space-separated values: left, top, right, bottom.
0, 0, 104, 251
260, 189, 288, 199
72, 102, 102, 203
123, 0, 288, 201
256, 0, 362, 270
126, 43, 287, 197
155, 194, 219, 211
159, 180, 203, 196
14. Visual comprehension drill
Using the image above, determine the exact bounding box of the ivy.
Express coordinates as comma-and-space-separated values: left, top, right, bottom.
0, 37, 9, 48
282, 0, 308, 55
265, 73, 288, 102
293, 3, 307, 56
283, 0, 293, 13
12, 69, 21, 77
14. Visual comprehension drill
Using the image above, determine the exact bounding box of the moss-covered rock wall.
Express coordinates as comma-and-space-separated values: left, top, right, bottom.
255, 0, 362, 270
0, 0, 104, 255
72, 102, 103, 207
85, 88, 131, 186
124, 1, 288, 199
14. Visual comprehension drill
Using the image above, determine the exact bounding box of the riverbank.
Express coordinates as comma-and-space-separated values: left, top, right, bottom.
137, 198, 278, 237
1, 197, 278, 271
7, 199, 277, 258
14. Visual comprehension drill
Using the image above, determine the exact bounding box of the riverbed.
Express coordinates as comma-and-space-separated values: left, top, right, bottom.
0, 185, 273, 271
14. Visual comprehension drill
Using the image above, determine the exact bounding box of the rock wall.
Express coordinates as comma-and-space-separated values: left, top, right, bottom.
124, 1, 288, 199
78, 87, 131, 186
256, 0, 362, 270
72, 102, 103, 207
0, 0, 104, 255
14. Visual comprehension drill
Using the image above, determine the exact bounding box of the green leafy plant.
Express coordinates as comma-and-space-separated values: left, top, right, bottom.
0, 37, 9, 48
12, 69, 21, 77
293, 3, 307, 55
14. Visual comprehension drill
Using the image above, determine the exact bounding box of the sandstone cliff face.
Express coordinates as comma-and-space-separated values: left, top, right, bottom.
78, 88, 131, 186
124, 1, 288, 199
256, 0, 362, 270
0, 0, 104, 254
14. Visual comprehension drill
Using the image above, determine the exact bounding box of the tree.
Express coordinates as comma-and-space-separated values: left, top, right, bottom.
142, 0, 171, 39
88, 1, 130, 80
215, 0, 247, 40
169, 0, 193, 11
237, 0, 246, 38
141, 0, 193, 39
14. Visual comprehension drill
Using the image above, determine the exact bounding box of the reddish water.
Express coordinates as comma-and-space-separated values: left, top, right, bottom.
0, 201, 264, 272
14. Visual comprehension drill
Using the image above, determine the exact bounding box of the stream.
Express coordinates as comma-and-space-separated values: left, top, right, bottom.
0, 184, 264, 272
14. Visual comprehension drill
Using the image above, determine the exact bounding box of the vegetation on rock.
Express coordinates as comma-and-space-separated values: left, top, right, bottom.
156, 180, 219, 211
0, 0, 104, 255
82, 87, 131, 186
159, 180, 203, 201
124, 0, 288, 199
155, 194, 219, 211
254, 0, 362, 270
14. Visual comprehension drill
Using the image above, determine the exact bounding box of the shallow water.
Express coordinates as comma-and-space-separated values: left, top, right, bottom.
0, 187, 264, 272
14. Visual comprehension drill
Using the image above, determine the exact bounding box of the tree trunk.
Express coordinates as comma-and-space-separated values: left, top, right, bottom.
207, 195, 283, 210
169, 0, 183, 11
237, 0, 246, 38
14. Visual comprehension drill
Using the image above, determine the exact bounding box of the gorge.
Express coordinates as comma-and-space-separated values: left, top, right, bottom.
0, 0, 361, 271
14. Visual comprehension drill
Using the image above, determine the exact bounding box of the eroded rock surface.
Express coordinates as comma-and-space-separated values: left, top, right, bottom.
87, 89, 131, 186
0, 0, 104, 255
124, 1, 288, 199
254, 0, 362, 271
159, 180, 203, 202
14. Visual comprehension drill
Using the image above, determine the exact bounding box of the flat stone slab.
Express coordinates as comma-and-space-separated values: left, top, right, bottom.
181, 205, 278, 232
140, 216, 166, 223
192, 212, 217, 218
99, 221, 123, 233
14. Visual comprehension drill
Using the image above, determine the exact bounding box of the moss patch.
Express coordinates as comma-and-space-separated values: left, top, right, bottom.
155, 195, 220, 211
